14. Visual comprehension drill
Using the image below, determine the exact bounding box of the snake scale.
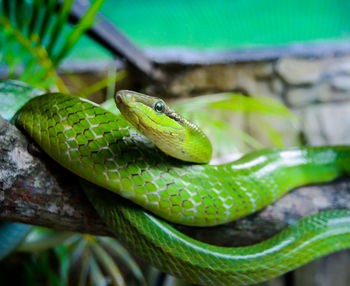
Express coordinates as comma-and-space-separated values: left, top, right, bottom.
5, 82, 350, 285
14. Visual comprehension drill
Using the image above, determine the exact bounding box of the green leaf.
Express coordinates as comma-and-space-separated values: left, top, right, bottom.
14, 0, 24, 29
175, 92, 297, 121
91, 242, 126, 286
17, 227, 74, 253
89, 256, 107, 286
46, 0, 74, 57
78, 253, 90, 286
54, 0, 105, 64
255, 116, 285, 147
1, 0, 11, 18
209, 94, 297, 120
100, 237, 146, 286
0, 0, 104, 91
54, 245, 71, 285
38, 0, 55, 45
27, 0, 41, 37
173, 92, 297, 154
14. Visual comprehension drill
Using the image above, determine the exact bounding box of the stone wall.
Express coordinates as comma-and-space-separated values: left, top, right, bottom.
156, 55, 350, 150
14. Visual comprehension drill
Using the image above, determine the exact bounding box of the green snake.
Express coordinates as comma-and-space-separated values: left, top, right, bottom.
5, 83, 350, 285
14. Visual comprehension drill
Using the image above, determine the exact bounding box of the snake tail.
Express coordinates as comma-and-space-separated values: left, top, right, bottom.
84, 181, 350, 286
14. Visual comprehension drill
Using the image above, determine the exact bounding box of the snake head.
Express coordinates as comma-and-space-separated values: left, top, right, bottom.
115, 90, 212, 164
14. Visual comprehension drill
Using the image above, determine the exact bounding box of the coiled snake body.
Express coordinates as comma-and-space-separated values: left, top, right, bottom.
9, 88, 350, 285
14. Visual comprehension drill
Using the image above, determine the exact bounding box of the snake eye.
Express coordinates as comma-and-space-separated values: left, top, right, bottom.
154, 101, 165, 114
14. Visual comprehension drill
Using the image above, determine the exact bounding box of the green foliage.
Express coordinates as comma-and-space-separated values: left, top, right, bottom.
14, 228, 147, 286
0, 0, 104, 91
0, 251, 65, 286
174, 93, 299, 158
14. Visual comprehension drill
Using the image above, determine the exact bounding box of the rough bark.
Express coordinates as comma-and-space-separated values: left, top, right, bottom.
0, 115, 349, 246
0, 115, 112, 236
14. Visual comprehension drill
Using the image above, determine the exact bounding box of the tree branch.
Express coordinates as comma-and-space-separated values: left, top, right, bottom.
0, 115, 112, 236
1, 115, 349, 246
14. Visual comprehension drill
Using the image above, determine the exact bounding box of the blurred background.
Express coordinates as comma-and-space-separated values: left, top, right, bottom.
70, 0, 350, 57
1, 0, 350, 285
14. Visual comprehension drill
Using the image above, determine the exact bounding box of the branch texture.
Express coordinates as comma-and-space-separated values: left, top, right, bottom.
0, 115, 112, 236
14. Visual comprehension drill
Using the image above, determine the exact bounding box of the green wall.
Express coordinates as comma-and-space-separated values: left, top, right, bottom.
69, 0, 350, 59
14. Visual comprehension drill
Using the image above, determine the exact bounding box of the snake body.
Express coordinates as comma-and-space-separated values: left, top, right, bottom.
8, 87, 350, 285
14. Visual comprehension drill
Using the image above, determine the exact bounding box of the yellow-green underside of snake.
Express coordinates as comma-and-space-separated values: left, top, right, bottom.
13, 91, 350, 285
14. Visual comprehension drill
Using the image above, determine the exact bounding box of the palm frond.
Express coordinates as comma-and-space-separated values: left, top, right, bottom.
90, 242, 126, 286
0, 0, 105, 90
